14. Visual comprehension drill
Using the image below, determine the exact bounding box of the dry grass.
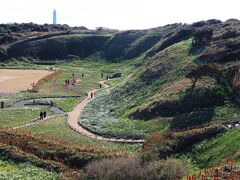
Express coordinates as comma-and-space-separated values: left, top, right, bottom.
0, 69, 53, 93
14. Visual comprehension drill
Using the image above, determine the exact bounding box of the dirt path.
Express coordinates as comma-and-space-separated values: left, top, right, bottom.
67, 80, 145, 143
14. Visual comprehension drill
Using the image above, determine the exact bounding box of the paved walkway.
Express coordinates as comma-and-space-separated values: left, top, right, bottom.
67, 80, 145, 143
12, 96, 81, 115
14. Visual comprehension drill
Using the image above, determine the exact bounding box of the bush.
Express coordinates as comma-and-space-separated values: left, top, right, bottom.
193, 28, 213, 46
85, 157, 189, 180
143, 159, 189, 180
85, 157, 142, 180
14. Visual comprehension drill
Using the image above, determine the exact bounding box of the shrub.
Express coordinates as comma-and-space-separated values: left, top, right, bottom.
142, 131, 176, 159
85, 157, 142, 180
85, 157, 189, 180
143, 159, 189, 180
192, 28, 213, 46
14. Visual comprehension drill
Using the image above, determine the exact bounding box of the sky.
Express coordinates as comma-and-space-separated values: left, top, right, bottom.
0, 0, 239, 30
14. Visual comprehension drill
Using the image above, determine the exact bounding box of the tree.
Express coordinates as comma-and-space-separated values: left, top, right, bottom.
185, 64, 222, 96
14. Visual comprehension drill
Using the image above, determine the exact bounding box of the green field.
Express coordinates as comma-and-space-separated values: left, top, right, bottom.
0, 107, 51, 128
30, 97, 82, 112
24, 115, 140, 153
0, 159, 57, 180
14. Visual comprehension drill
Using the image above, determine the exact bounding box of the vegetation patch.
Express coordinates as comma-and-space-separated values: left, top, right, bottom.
0, 162, 57, 180
0, 107, 51, 128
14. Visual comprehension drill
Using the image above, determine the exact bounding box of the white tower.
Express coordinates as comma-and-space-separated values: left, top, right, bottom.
53, 9, 57, 25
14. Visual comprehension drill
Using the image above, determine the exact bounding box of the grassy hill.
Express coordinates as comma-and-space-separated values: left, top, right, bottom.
76, 19, 240, 172
188, 127, 240, 168
1, 19, 240, 178
0, 23, 182, 62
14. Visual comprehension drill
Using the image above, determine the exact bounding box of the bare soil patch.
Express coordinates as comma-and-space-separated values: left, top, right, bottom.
0, 69, 53, 93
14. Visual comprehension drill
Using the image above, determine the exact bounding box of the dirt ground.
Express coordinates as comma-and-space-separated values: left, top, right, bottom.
0, 69, 53, 93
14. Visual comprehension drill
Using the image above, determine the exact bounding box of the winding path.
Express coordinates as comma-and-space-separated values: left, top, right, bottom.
9, 80, 240, 143
67, 80, 145, 143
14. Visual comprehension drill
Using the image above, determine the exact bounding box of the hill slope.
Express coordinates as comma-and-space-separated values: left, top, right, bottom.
2, 20, 240, 172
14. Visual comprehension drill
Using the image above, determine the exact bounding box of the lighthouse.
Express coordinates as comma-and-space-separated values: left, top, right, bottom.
53, 9, 57, 25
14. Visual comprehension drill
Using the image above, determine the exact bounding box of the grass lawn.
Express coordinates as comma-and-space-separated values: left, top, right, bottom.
24, 115, 141, 153
31, 97, 82, 112
0, 159, 57, 180
0, 107, 52, 128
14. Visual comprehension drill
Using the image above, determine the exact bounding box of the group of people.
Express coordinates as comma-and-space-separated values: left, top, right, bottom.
0, 101, 4, 109
65, 79, 76, 86
65, 79, 70, 85
67, 72, 105, 98
39, 111, 47, 120
72, 72, 84, 78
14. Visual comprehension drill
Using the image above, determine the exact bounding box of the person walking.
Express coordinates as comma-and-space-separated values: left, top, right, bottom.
43, 111, 47, 119
82, 73, 84, 78
50, 100, 53, 107
99, 83, 102, 89
1, 101, 4, 109
90, 92, 93, 99
40, 111, 43, 120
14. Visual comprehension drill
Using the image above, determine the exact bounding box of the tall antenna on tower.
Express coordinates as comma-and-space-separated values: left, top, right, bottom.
53, 9, 57, 25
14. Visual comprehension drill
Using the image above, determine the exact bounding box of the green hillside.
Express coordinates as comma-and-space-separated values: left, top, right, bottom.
188, 127, 240, 168
0, 23, 181, 62
1, 19, 240, 178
